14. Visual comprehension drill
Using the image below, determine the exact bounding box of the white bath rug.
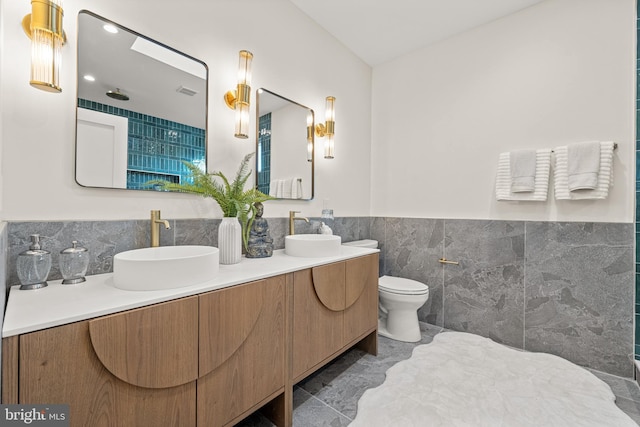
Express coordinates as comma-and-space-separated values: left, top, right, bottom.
350, 332, 637, 427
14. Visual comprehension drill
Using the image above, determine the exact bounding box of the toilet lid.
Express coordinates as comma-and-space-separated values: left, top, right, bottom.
379, 275, 429, 295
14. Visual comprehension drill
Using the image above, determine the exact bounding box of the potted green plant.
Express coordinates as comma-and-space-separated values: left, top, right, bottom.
149, 152, 272, 264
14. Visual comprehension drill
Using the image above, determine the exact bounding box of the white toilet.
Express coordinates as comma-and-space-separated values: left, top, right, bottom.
343, 240, 429, 343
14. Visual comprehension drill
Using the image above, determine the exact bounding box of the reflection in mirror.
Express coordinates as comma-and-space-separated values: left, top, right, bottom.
75, 10, 208, 190
256, 89, 314, 200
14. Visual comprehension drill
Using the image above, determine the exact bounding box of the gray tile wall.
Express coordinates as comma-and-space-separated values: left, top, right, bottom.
5, 216, 371, 288
372, 217, 635, 378
4, 217, 635, 378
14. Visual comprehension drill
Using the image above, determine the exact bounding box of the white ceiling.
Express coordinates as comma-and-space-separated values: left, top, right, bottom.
288, 0, 545, 66
77, 12, 207, 129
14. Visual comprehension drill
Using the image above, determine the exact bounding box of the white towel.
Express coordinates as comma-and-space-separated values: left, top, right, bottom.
291, 178, 302, 199
269, 180, 277, 197
296, 179, 303, 199
269, 179, 286, 198
496, 149, 552, 201
554, 141, 614, 200
567, 141, 600, 191
282, 178, 293, 198
510, 150, 537, 192
277, 179, 285, 197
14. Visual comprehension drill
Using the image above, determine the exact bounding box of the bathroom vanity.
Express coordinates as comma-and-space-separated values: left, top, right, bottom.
1, 248, 378, 427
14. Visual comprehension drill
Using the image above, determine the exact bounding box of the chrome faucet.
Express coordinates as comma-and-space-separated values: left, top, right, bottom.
150, 210, 171, 247
289, 211, 309, 235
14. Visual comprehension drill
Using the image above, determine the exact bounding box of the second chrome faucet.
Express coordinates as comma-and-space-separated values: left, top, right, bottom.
289, 211, 309, 235
150, 210, 171, 247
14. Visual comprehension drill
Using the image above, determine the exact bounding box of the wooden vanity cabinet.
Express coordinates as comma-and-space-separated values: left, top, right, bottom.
2, 253, 378, 427
14, 296, 199, 427
292, 254, 379, 381
344, 254, 379, 346
198, 275, 286, 427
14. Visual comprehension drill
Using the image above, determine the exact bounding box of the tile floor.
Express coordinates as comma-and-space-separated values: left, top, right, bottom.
237, 323, 640, 426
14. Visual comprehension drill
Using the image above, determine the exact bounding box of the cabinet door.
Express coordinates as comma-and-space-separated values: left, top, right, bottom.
198, 275, 286, 427
344, 254, 379, 345
292, 264, 345, 381
19, 297, 199, 427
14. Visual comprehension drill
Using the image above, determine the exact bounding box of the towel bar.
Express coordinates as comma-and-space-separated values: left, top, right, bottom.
551, 142, 617, 153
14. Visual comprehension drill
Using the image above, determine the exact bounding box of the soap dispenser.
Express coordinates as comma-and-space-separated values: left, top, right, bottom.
60, 241, 90, 284
17, 234, 51, 290
321, 198, 334, 220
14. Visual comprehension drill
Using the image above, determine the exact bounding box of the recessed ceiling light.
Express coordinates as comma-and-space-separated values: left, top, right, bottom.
103, 24, 118, 34
83, 75, 96, 82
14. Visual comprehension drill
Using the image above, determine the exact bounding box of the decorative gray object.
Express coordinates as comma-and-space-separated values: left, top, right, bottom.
246, 202, 274, 258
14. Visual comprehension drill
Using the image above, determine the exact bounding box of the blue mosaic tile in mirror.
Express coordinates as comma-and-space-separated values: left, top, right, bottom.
78, 99, 205, 190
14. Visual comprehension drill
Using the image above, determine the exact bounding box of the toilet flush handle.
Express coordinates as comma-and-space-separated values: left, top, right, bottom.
438, 258, 459, 265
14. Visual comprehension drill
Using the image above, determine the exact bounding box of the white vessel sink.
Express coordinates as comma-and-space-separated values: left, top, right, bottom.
113, 246, 219, 291
285, 234, 342, 257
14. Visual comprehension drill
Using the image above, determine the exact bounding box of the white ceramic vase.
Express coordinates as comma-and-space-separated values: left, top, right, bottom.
218, 217, 242, 265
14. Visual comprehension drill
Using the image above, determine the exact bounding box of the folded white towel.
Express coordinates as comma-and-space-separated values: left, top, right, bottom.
269, 180, 277, 197
269, 179, 286, 198
496, 149, 552, 201
554, 141, 614, 200
282, 178, 293, 198
277, 179, 285, 198
510, 150, 537, 192
297, 179, 303, 199
567, 141, 600, 191
290, 178, 298, 199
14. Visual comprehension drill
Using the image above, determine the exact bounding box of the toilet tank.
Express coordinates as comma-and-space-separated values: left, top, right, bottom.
343, 239, 378, 249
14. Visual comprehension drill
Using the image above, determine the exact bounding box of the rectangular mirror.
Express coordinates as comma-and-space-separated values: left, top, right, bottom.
256, 88, 314, 200
75, 10, 208, 190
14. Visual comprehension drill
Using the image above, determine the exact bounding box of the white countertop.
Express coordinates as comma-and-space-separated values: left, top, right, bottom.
3, 247, 378, 337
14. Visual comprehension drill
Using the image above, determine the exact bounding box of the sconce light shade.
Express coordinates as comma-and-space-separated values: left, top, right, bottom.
315, 96, 335, 159
306, 112, 314, 162
224, 50, 253, 139
22, 0, 65, 93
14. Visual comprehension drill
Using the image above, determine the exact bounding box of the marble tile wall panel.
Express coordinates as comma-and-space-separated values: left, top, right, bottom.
442, 220, 525, 348
368, 217, 387, 277
525, 222, 634, 377
381, 218, 445, 326
7, 221, 141, 288
173, 219, 220, 247
5, 216, 368, 290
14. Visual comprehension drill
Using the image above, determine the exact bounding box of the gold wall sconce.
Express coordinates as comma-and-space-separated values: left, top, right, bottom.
315, 96, 335, 159
224, 50, 253, 139
22, 0, 66, 93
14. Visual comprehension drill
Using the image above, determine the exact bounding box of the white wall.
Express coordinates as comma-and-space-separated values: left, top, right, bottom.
0, 0, 372, 221
371, 0, 636, 222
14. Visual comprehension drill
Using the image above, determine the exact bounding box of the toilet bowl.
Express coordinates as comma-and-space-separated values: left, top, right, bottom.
343, 240, 430, 343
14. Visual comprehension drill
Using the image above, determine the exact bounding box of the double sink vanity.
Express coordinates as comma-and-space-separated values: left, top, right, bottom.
1, 237, 379, 427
